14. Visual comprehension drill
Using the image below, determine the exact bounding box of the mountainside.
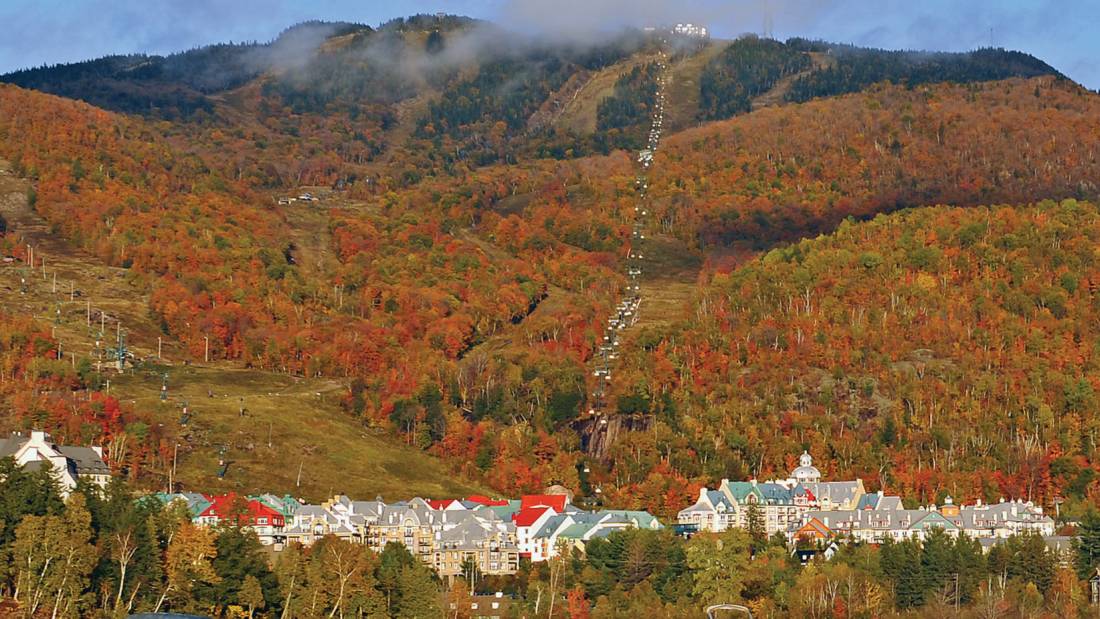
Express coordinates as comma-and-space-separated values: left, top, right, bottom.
0, 19, 1095, 513
616, 199, 1100, 509
649, 77, 1100, 248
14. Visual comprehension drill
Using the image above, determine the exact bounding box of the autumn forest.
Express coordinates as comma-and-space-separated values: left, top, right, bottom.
1, 12, 1100, 617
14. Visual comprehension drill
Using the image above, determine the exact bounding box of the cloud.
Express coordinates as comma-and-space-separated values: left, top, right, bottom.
0, 0, 1096, 89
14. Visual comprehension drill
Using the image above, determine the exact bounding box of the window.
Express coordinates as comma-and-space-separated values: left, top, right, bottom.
258, 518, 268, 525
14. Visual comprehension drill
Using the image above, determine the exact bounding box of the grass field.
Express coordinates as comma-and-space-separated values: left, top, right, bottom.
0, 159, 483, 502
557, 53, 661, 135
664, 41, 727, 133
110, 364, 482, 501
634, 233, 703, 330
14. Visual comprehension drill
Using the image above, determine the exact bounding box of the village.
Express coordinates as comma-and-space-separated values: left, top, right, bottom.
2, 429, 1065, 582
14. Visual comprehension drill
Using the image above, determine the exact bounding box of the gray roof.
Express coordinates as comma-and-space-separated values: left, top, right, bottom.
532, 514, 571, 538
58, 446, 110, 474
802, 501, 1053, 534
803, 482, 861, 506
0, 434, 22, 458
856, 492, 903, 511
0, 432, 109, 476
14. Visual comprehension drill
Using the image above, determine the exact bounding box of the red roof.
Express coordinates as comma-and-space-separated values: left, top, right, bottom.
521, 494, 567, 512
513, 506, 551, 527
427, 499, 461, 510
466, 495, 509, 507
200, 494, 284, 526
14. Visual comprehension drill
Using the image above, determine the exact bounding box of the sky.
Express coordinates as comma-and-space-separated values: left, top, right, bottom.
0, 0, 1095, 89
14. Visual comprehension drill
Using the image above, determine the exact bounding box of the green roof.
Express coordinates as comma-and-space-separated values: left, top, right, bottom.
911, 511, 959, 531
722, 481, 766, 504
559, 523, 598, 540
252, 494, 300, 517
599, 510, 663, 529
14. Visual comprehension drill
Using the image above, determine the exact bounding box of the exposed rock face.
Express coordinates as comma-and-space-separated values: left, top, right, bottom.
572, 413, 653, 460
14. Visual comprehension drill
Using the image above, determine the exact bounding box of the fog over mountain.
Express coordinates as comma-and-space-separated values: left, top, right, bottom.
0, 0, 1095, 89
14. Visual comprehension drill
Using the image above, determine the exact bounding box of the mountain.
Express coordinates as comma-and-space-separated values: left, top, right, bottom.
0, 16, 1094, 513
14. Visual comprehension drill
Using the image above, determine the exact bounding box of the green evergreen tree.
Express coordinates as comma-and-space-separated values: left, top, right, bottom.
0, 456, 64, 548
395, 563, 441, 618
376, 541, 417, 612
200, 526, 279, 613
1004, 532, 1054, 591
1075, 509, 1100, 579
919, 528, 954, 599
880, 538, 925, 608
745, 502, 766, 546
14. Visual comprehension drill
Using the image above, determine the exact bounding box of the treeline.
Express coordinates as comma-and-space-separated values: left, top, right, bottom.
0, 469, 443, 618
698, 36, 811, 120
566, 525, 1100, 617
785, 39, 1060, 102
0, 21, 368, 119
7, 467, 1100, 617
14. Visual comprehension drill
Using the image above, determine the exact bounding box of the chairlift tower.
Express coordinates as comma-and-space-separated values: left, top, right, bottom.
109, 330, 128, 372
763, 0, 775, 39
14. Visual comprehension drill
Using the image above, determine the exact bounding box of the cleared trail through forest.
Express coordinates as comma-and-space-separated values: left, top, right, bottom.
576, 40, 723, 460
752, 51, 836, 110
0, 159, 168, 361
0, 159, 481, 500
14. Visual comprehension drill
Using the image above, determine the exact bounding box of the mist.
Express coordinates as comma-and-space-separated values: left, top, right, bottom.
0, 0, 1096, 90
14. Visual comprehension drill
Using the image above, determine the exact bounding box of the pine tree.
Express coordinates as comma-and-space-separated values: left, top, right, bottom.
919, 528, 954, 600
1075, 509, 1100, 579
239, 574, 265, 619
746, 501, 766, 546
204, 526, 277, 612
395, 563, 441, 618
880, 538, 924, 608
376, 541, 416, 612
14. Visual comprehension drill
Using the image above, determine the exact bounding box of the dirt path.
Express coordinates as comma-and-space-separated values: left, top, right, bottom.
664, 41, 727, 132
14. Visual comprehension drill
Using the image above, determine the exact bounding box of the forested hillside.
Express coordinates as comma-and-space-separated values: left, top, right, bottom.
0, 17, 1097, 517
698, 36, 811, 119
786, 39, 1061, 102
613, 199, 1100, 512
649, 78, 1100, 247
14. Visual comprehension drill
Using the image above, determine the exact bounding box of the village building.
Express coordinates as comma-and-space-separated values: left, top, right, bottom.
0, 430, 111, 495
677, 451, 867, 535
155, 491, 659, 578
789, 497, 1056, 545
195, 494, 287, 545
